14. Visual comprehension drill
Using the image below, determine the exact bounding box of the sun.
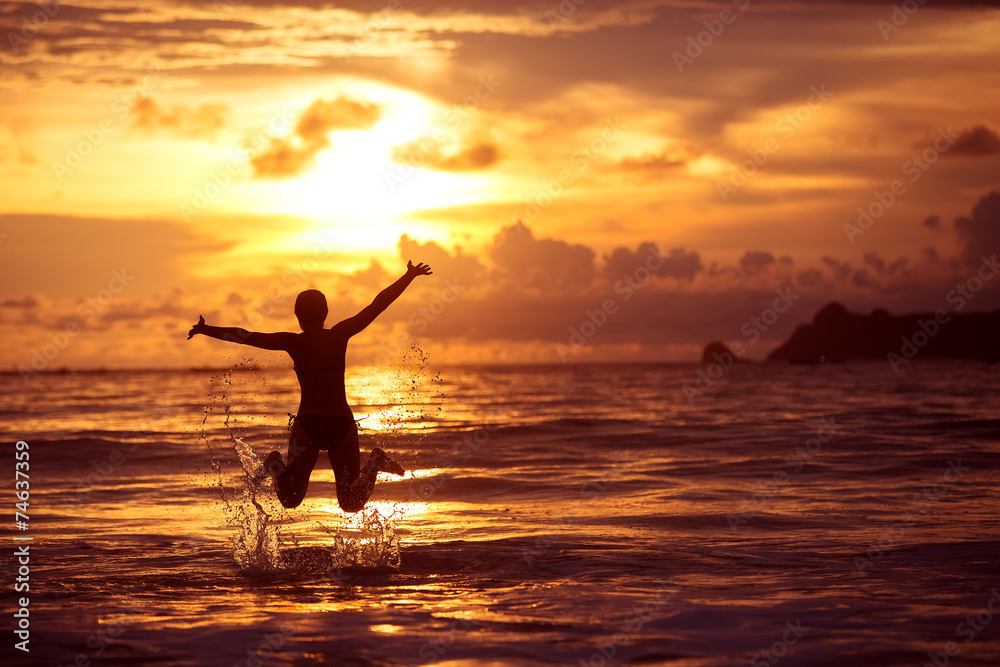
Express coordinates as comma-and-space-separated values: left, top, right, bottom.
245, 82, 496, 246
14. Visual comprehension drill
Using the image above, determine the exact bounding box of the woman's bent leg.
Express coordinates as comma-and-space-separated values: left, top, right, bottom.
328, 425, 375, 513
273, 419, 319, 509
328, 426, 406, 513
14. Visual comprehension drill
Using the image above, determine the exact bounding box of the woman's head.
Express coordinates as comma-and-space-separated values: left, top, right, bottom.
294, 289, 328, 330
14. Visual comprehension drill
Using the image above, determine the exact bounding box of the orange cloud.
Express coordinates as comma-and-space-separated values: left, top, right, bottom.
252, 96, 382, 179
391, 134, 500, 172
130, 97, 229, 138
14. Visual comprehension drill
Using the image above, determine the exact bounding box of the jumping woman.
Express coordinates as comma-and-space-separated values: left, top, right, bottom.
187, 260, 432, 511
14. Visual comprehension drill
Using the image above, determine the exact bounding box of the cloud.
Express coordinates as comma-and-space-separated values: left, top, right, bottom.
489, 223, 596, 292
620, 152, 685, 170
796, 269, 824, 287
923, 215, 940, 230
954, 190, 1000, 266
851, 268, 878, 289
656, 248, 704, 281
0, 295, 40, 309
739, 251, 776, 276
863, 252, 909, 276
346, 260, 391, 289
398, 235, 484, 287
619, 143, 701, 171
130, 97, 229, 138
391, 136, 499, 172
603, 243, 703, 282
296, 97, 381, 142
949, 125, 1000, 157
863, 252, 885, 274
822, 256, 852, 281
251, 96, 381, 178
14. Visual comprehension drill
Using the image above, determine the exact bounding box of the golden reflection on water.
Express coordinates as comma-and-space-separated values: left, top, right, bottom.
368, 624, 405, 634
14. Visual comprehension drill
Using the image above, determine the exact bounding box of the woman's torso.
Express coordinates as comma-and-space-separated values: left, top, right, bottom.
288, 327, 351, 417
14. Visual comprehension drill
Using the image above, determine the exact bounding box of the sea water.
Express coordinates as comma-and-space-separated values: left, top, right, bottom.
1, 360, 998, 666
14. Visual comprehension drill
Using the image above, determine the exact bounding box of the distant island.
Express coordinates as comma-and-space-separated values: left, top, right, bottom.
767, 302, 1000, 364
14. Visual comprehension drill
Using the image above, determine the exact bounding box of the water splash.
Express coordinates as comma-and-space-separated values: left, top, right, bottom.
202, 360, 289, 572
200, 359, 404, 575
320, 505, 403, 571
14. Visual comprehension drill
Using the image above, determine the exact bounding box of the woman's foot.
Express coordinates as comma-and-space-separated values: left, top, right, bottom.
371, 447, 405, 476
263, 450, 285, 477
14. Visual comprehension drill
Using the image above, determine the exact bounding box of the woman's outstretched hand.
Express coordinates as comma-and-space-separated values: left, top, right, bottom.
187, 315, 207, 340
406, 260, 433, 277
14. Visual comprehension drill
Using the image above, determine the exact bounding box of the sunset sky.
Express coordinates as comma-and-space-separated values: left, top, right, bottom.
2, 0, 999, 372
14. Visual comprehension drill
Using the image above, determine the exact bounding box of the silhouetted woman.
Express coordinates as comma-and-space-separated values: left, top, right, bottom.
188, 260, 432, 511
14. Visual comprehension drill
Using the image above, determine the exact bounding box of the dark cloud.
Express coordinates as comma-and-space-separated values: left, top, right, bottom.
490, 223, 596, 292
177, 0, 1000, 15
954, 190, 1000, 266
0, 295, 39, 309
739, 251, 776, 276
822, 256, 852, 281
851, 269, 877, 289
949, 125, 1000, 157
398, 234, 483, 287
923, 215, 940, 230
659, 247, 703, 281
864, 252, 909, 276
863, 252, 885, 274
796, 269, 824, 287
603, 243, 702, 282
252, 96, 381, 179
131, 97, 229, 138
